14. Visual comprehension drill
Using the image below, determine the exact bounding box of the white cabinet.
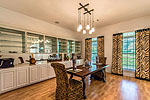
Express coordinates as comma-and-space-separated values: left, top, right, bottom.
63, 61, 72, 68
80, 59, 84, 65
0, 60, 84, 94
47, 63, 55, 79
76, 59, 84, 66
39, 64, 48, 81
0, 69, 16, 93
29, 66, 39, 84
16, 67, 29, 88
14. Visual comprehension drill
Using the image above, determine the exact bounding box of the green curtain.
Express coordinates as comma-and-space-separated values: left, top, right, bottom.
85, 38, 92, 61
111, 33, 123, 75
135, 28, 150, 80
97, 36, 104, 57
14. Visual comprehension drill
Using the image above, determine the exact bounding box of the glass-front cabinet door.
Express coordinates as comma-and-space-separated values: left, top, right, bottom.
27, 32, 44, 53
0, 27, 25, 53
58, 38, 67, 53
67, 40, 75, 59
75, 41, 81, 54
0, 27, 82, 55
45, 36, 57, 53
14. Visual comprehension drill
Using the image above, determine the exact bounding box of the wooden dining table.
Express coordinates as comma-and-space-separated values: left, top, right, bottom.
66, 64, 109, 99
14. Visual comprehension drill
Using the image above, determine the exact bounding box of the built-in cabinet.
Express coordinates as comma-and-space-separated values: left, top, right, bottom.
0, 27, 25, 53
39, 64, 49, 81
29, 65, 40, 84
0, 27, 82, 54
16, 67, 29, 88
47, 63, 56, 79
0, 69, 16, 93
0, 59, 84, 94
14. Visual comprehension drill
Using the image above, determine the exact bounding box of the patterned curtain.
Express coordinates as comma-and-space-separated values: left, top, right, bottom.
135, 28, 150, 80
85, 38, 92, 61
111, 33, 123, 75
97, 36, 104, 57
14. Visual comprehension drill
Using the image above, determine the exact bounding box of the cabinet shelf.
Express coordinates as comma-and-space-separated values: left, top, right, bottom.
0, 40, 24, 43
0, 32, 22, 38
0, 45, 25, 48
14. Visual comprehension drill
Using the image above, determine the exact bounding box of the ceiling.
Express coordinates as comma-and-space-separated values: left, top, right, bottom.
0, 0, 150, 31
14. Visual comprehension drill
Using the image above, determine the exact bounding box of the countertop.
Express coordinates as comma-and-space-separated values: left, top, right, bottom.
0, 59, 84, 70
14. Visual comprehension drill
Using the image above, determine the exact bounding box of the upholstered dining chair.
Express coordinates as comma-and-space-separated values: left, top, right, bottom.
51, 63, 83, 100
91, 57, 107, 81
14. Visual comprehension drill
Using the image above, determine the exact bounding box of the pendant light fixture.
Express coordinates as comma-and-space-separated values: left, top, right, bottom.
89, 14, 92, 34
83, 14, 86, 34
77, 3, 95, 34
86, 14, 90, 30
77, 10, 82, 32
91, 11, 95, 32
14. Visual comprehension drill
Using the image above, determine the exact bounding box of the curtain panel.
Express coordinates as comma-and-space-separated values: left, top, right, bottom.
111, 33, 123, 75
85, 38, 92, 61
97, 36, 104, 57
135, 28, 150, 80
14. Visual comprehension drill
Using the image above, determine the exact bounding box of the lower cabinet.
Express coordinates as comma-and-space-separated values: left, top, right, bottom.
47, 63, 55, 79
0, 59, 84, 94
62, 61, 72, 68
76, 59, 84, 66
16, 67, 29, 87
0, 69, 16, 93
39, 64, 49, 81
29, 66, 40, 84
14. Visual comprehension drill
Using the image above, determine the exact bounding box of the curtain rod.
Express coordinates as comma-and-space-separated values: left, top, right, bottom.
117, 27, 150, 33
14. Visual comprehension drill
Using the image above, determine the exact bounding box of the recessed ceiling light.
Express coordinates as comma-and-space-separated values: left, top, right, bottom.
55, 21, 59, 24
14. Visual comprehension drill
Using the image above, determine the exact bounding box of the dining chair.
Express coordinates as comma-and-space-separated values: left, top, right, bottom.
91, 57, 107, 82
51, 63, 83, 100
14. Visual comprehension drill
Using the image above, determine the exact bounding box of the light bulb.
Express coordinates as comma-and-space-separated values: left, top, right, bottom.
86, 25, 90, 30
89, 30, 92, 34
79, 24, 82, 30
83, 30, 86, 34
77, 27, 81, 32
91, 27, 95, 32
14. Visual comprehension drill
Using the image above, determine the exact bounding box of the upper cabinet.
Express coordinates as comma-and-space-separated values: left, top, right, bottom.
0, 27, 25, 53
68, 40, 75, 54
45, 36, 57, 53
27, 32, 44, 53
75, 41, 81, 54
0, 27, 82, 54
58, 38, 67, 53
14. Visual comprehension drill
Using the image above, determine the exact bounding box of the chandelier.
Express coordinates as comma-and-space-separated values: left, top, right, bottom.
77, 3, 95, 34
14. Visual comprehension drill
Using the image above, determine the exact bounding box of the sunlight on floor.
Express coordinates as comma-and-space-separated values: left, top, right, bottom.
120, 80, 138, 100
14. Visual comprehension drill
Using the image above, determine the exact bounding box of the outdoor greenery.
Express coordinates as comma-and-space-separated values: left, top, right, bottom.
91, 38, 97, 63
122, 32, 135, 71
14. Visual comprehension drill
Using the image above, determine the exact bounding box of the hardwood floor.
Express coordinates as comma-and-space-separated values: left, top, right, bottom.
0, 73, 150, 100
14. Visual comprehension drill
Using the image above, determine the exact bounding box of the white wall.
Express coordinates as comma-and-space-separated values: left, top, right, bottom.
82, 15, 150, 73
0, 7, 81, 64
0, 7, 80, 41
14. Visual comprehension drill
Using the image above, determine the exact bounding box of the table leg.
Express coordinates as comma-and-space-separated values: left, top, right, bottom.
102, 69, 106, 82
70, 74, 73, 79
82, 77, 86, 99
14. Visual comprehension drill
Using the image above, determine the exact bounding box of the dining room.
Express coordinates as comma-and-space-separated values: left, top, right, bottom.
0, 0, 150, 100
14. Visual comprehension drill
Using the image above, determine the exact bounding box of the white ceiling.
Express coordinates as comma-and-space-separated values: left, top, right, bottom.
0, 0, 150, 31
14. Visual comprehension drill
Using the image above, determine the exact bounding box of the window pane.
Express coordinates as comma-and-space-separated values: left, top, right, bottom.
91, 38, 97, 63
122, 32, 135, 71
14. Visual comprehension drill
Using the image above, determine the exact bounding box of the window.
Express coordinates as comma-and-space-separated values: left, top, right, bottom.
91, 38, 97, 63
122, 32, 136, 71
